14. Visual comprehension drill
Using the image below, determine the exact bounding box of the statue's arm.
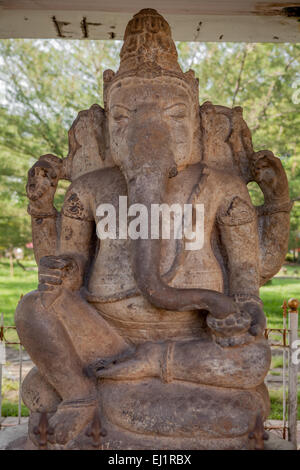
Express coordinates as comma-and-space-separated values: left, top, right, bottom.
250, 150, 293, 285
29, 209, 59, 264
217, 188, 260, 299
217, 184, 265, 336
58, 183, 95, 277
37, 178, 96, 293
26, 154, 63, 264
27, 156, 95, 292
256, 204, 292, 285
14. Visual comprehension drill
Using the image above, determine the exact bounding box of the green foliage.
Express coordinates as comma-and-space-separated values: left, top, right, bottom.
177, 42, 300, 255
0, 39, 121, 250
1, 377, 29, 417
0, 39, 299, 254
285, 253, 294, 262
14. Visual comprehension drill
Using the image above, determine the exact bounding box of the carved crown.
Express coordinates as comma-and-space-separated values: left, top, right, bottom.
103, 9, 199, 107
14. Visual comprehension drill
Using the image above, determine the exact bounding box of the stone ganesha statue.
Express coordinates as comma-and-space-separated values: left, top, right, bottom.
15, 9, 293, 450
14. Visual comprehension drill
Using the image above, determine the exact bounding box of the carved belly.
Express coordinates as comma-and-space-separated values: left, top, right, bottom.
91, 296, 207, 344
87, 238, 223, 343
88, 238, 223, 298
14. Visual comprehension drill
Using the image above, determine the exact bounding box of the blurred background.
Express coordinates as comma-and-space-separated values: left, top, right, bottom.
0, 39, 299, 421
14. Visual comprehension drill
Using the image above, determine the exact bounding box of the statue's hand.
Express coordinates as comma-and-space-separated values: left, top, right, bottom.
207, 295, 266, 341
238, 300, 266, 337
206, 308, 251, 344
26, 154, 62, 213
251, 150, 289, 203
204, 292, 239, 319
38, 255, 83, 292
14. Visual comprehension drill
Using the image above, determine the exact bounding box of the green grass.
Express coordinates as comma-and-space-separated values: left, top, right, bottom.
1, 401, 29, 417
260, 277, 300, 329
1, 378, 29, 417
0, 258, 38, 326
271, 356, 284, 369
269, 389, 300, 420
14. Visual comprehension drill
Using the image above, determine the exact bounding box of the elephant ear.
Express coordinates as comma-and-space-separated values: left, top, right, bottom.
62, 103, 115, 182
199, 101, 254, 184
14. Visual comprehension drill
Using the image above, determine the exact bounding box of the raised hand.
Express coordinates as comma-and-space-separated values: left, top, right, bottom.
26, 154, 63, 213
251, 150, 289, 203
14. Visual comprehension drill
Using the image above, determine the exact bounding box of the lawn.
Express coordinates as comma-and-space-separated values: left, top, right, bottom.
269, 389, 300, 420
261, 277, 300, 329
0, 258, 38, 326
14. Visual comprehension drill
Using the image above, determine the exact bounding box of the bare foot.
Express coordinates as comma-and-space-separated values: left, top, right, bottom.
48, 398, 98, 446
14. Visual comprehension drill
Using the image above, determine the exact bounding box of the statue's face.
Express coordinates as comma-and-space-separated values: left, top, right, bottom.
108, 79, 196, 172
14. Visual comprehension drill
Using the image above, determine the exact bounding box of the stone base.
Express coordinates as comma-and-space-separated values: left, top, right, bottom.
91, 379, 268, 450
22, 378, 270, 450
1, 427, 296, 451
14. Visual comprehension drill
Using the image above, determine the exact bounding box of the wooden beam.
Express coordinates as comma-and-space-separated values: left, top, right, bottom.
0, 1, 299, 41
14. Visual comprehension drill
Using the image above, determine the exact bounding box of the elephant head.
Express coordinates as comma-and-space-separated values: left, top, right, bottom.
97, 9, 238, 319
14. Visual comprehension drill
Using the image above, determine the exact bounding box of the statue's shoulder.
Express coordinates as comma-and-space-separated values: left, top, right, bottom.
200, 102, 254, 184
66, 166, 121, 195
61, 167, 122, 221
206, 165, 249, 196
205, 166, 256, 226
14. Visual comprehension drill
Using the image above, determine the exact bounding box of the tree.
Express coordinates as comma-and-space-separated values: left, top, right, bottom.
177, 42, 300, 260
0, 39, 299, 258
0, 39, 121, 252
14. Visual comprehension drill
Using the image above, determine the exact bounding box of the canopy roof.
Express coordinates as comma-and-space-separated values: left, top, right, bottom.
0, 0, 299, 42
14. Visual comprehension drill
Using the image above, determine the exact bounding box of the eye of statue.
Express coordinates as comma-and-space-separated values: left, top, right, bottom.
164, 103, 188, 121
113, 113, 129, 123
111, 105, 130, 123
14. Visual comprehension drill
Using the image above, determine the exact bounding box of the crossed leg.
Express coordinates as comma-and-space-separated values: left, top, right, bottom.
15, 287, 129, 445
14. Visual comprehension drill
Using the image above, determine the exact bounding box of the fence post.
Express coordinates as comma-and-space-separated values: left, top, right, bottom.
0, 313, 4, 428
282, 300, 288, 439
18, 343, 23, 425
288, 298, 299, 448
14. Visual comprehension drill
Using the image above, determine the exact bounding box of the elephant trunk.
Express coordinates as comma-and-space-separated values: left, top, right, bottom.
122, 121, 235, 319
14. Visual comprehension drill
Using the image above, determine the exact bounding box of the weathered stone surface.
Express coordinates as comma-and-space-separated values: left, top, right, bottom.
15, 8, 292, 450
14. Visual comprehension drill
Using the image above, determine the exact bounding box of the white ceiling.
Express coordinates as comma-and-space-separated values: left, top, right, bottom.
0, 1, 299, 42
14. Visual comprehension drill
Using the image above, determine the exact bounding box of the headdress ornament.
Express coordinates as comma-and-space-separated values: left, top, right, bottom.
103, 9, 198, 106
